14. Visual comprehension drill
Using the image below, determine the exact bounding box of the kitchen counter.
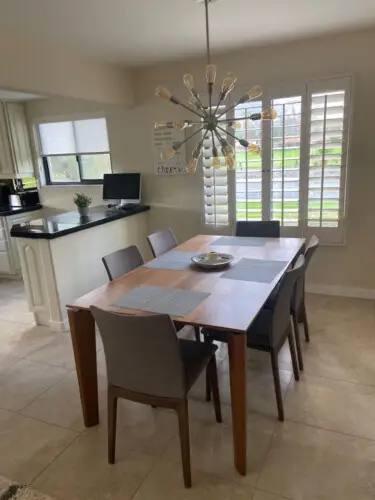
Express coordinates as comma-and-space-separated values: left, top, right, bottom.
10, 204, 150, 240
0, 204, 42, 217
10, 204, 150, 331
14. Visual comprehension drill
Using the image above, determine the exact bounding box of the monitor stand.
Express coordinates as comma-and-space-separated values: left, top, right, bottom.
117, 201, 139, 210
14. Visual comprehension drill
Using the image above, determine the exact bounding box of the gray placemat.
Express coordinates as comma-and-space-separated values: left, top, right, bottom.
144, 251, 197, 270
112, 285, 210, 316
211, 236, 267, 247
222, 258, 288, 283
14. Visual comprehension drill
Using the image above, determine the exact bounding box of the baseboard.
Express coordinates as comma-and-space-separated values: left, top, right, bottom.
306, 283, 375, 300
49, 319, 70, 332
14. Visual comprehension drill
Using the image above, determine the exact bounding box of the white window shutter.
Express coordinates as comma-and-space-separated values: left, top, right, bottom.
235, 101, 263, 222
304, 77, 351, 244
271, 96, 303, 228
203, 111, 229, 226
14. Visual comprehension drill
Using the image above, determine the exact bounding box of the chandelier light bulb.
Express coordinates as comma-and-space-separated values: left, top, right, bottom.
206, 64, 217, 85
221, 72, 237, 93
183, 74, 195, 92
213, 156, 221, 168
262, 108, 278, 120
249, 144, 261, 154
225, 155, 236, 170
164, 149, 177, 160
221, 141, 234, 157
238, 86, 263, 104
186, 157, 199, 173
155, 86, 173, 100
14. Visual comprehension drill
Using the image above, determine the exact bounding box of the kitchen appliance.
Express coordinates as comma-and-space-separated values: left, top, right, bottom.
13, 189, 40, 207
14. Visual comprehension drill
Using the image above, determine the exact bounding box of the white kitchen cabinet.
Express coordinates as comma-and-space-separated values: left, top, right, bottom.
0, 210, 42, 275
0, 102, 34, 178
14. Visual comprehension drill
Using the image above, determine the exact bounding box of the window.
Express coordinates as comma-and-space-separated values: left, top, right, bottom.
203, 76, 351, 244
38, 118, 112, 184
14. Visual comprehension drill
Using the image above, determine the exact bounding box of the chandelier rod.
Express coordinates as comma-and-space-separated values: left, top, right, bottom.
205, 0, 211, 66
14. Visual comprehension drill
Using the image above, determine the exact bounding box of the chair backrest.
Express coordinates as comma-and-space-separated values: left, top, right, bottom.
102, 245, 144, 282
270, 255, 305, 347
91, 306, 187, 398
291, 235, 319, 314
147, 228, 178, 258
235, 220, 280, 238
305, 235, 320, 269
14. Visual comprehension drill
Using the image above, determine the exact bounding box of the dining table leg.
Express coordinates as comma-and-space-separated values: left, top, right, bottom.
228, 332, 247, 475
68, 308, 99, 427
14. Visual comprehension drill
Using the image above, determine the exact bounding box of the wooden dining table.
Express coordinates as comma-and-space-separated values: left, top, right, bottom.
67, 234, 305, 476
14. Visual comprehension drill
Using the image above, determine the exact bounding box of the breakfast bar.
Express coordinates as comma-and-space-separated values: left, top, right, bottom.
10, 205, 150, 331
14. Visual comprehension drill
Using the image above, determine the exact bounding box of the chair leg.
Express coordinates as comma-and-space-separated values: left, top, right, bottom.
176, 401, 192, 488
194, 326, 201, 342
292, 313, 304, 371
270, 349, 284, 422
288, 330, 300, 382
207, 357, 222, 423
108, 388, 118, 464
204, 336, 212, 401
205, 369, 211, 402
302, 302, 310, 342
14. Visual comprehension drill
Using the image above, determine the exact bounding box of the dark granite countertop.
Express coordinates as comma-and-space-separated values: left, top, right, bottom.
10, 204, 150, 240
0, 205, 42, 217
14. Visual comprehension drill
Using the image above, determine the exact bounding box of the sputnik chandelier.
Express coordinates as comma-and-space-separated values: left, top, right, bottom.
154, 0, 277, 173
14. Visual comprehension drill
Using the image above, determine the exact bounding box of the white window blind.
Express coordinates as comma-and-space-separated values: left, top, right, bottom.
203, 110, 229, 226
271, 96, 302, 227
39, 118, 109, 156
305, 79, 350, 243
205, 76, 352, 244
235, 100, 263, 221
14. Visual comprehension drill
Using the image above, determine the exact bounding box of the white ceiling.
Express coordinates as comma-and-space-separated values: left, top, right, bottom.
0, 89, 42, 101
1, 0, 375, 66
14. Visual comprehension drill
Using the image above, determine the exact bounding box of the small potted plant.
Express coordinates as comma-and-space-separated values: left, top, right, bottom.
73, 192, 92, 217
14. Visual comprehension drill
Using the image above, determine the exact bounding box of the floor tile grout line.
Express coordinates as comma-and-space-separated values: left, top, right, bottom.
284, 366, 375, 392
29, 432, 81, 490
0, 367, 72, 417
283, 415, 375, 443
252, 487, 293, 500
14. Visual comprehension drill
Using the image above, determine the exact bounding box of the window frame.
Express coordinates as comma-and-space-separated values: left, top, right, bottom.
36, 116, 112, 186
202, 75, 352, 246
42, 153, 112, 186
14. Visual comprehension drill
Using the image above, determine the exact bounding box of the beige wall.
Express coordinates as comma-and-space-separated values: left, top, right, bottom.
0, 31, 134, 105
26, 27, 375, 293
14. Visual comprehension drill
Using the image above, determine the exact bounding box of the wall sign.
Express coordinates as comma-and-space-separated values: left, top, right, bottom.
153, 127, 187, 175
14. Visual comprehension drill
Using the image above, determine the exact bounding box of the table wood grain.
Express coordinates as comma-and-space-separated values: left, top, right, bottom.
67, 234, 305, 478
68, 234, 305, 333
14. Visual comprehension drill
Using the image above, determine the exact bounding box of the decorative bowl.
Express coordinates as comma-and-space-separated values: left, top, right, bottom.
191, 252, 234, 270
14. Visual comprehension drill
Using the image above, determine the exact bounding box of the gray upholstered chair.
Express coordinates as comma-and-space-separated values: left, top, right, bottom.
146, 228, 201, 342
235, 220, 280, 238
291, 235, 320, 343
102, 245, 144, 281
147, 228, 178, 258
203, 255, 304, 422
91, 306, 222, 488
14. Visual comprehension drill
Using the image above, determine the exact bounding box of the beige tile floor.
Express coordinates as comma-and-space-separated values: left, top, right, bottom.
0, 278, 375, 499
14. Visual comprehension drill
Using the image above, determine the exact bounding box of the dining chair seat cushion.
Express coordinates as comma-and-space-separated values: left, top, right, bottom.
179, 339, 218, 391
203, 309, 273, 352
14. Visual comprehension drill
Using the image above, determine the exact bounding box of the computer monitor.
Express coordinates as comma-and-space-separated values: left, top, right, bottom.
102, 173, 141, 206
